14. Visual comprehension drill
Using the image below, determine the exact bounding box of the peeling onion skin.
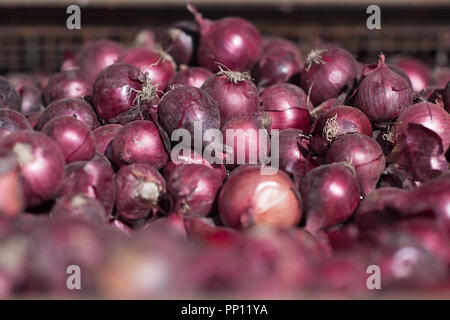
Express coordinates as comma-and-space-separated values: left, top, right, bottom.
0, 76, 21, 111
168, 67, 212, 88
300, 163, 360, 232
327, 133, 385, 195
43, 70, 92, 105
218, 165, 302, 230
0, 109, 32, 139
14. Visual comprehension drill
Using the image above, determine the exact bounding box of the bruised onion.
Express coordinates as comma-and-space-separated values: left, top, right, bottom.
52, 194, 106, 224
17, 83, 43, 116
219, 165, 302, 229
162, 20, 200, 66
43, 70, 92, 104
300, 163, 360, 231
0, 109, 32, 139
41, 116, 96, 163
168, 67, 212, 88
111, 120, 168, 169
0, 152, 24, 217
0, 77, 21, 111
92, 124, 123, 161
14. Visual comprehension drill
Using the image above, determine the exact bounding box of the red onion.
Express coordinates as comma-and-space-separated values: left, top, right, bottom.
252, 38, 303, 88
308, 97, 344, 120
36, 98, 100, 131
52, 193, 106, 225
41, 116, 96, 163
167, 164, 222, 217
327, 133, 385, 195
43, 70, 92, 104
0, 131, 65, 208
326, 224, 360, 251
431, 67, 450, 88
93, 63, 159, 124
0, 76, 21, 111
168, 67, 212, 88
0, 152, 24, 217
111, 120, 168, 169
354, 54, 413, 123
58, 154, 116, 216
118, 48, 176, 92
201, 68, 259, 126
391, 56, 431, 92
115, 163, 166, 221
78, 39, 125, 84
445, 81, 450, 113
300, 163, 360, 231
134, 29, 156, 49
17, 83, 43, 116
300, 47, 358, 105
188, 3, 262, 72
393, 101, 450, 151
158, 86, 220, 148
260, 83, 311, 131
162, 20, 200, 66
0, 109, 32, 139
92, 124, 123, 161
60, 50, 78, 71
218, 165, 302, 229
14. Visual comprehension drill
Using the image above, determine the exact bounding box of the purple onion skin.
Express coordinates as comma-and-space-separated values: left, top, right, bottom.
92, 124, 123, 162
168, 164, 223, 218
115, 163, 166, 221
162, 20, 200, 66
41, 116, 96, 163
300, 163, 361, 231
327, 133, 385, 195
445, 81, 450, 113
18, 83, 43, 116
158, 86, 220, 148
52, 193, 106, 225
392, 57, 431, 92
0, 77, 21, 112
168, 67, 212, 89
43, 70, 92, 105
300, 47, 358, 105
36, 98, 100, 131
201, 71, 259, 126
111, 120, 168, 170
0, 131, 65, 208
0, 109, 32, 139
0, 152, 24, 217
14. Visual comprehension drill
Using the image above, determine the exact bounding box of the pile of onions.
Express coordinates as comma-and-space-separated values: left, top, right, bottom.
111, 120, 168, 169
36, 98, 100, 131
218, 165, 302, 229
51, 194, 106, 225
0, 152, 24, 217
43, 70, 92, 104
17, 83, 43, 116
167, 164, 223, 217
93, 63, 158, 124
201, 68, 259, 126
188, 3, 262, 72
162, 21, 200, 66
118, 47, 176, 92
168, 67, 212, 88
92, 124, 123, 162
260, 83, 311, 131
300, 163, 360, 231
0, 131, 65, 208
41, 116, 96, 163
354, 54, 413, 123
115, 163, 166, 221
299, 47, 358, 105
327, 133, 386, 195
0, 109, 32, 139
0, 76, 21, 111
391, 56, 431, 92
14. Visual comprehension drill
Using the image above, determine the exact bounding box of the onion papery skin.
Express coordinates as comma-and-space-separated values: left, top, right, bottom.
92, 124, 123, 162
168, 164, 223, 217
300, 47, 358, 105
0, 109, 32, 139
392, 56, 431, 92
0, 152, 24, 217
36, 98, 100, 131
0, 130, 65, 208
162, 20, 200, 66
115, 163, 166, 221
300, 163, 360, 231
18, 83, 43, 116
201, 70, 259, 126
111, 120, 168, 170
52, 194, 106, 225
43, 70, 92, 105
0, 76, 21, 111
218, 165, 302, 229
260, 83, 311, 131
41, 116, 96, 164
326, 133, 385, 195
168, 67, 212, 88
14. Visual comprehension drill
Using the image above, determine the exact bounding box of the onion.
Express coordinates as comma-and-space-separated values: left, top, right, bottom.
0, 130, 65, 208
111, 120, 168, 170
308, 96, 344, 120
92, 124, 123, 162
0, 76, 21, 111
252, 38, 303, 88
60, 50, 78, 71
41, 116, 96, 163
260, 83, 311, 131
327, 133, 385, 195
162, 20, 200, 66
93, 63, 158, 124
78, 39, 125, 84
201, 68, 259, 126
58, 154, 116, 216
188, 3, 262, 72
218, 165, 302, 229
17, 83, 43, 116
431, 67, 450, 88
326, 224, 360, 251
36, 98, 100, 131
300, 163, 360, 231
445, 81, 450, 113
115, 163, 166, 221
133, 29, 156, 49
168, 67, 212, 88
167, 164, 222, 217
354, 54, 413, 123
0, 109, 32, 139
391, 56, 431, 92
118, 47, 176, 92
43, 70, 92, 104
0, 152, 24, 217
52, 193, 106, 225
299, 47, 358, 105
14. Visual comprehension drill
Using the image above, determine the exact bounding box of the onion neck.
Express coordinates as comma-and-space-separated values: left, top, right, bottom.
137, 181, 160, 205
323, 114, 339, 142
187, 1, 208, 33
217, 67, 252, 84
306, 48, 327, 71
